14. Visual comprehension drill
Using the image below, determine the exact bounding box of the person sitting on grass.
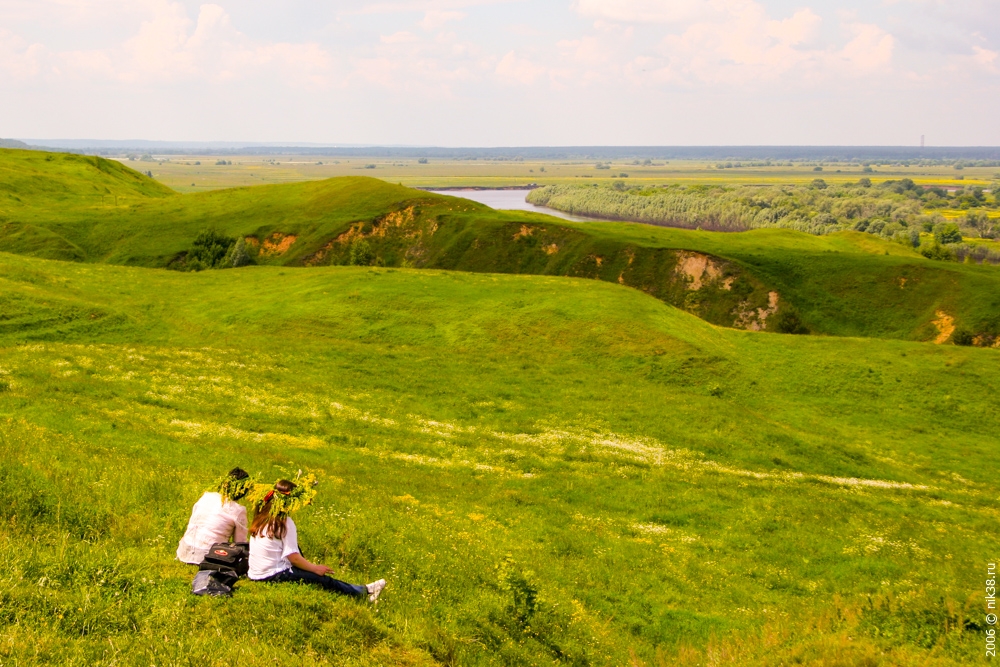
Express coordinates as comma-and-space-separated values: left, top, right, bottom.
247, 478, 386, 602
176, 467, 253, 565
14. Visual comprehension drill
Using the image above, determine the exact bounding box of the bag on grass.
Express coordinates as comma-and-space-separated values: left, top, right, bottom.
199, 542, 249, 577
191, 568, 238, 597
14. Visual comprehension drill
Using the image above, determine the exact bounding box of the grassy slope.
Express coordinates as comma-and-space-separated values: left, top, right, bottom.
544, 222, 1000, 339
0, 149, 175, 261
0, 251, 996, 665
2, 147, 999, 341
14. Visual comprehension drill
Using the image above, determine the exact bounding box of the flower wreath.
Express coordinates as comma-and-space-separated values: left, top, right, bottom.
248, 473, 318, 518
215, 473, 255, 503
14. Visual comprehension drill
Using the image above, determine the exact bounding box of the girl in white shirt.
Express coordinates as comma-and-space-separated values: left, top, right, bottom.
176, 468, 252, 565
247, 479, 386, 602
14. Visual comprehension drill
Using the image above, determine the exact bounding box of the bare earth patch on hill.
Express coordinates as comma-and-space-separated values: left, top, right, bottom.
933, 311, 955, 344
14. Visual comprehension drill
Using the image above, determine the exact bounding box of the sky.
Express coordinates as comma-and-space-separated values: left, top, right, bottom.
1, 0, 998, 146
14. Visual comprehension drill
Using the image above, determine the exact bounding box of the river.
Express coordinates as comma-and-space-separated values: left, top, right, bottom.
425, 189, 600, 222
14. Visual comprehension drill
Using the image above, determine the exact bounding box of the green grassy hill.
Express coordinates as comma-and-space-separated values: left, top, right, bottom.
0, 250, 996, 665
2, 148, 998, 345
0, 148, 175, 261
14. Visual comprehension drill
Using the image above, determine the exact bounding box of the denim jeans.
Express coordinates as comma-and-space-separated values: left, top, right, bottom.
259, 567, 366, 597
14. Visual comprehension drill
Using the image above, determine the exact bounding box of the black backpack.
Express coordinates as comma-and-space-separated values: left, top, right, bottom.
199, 542, 250, 577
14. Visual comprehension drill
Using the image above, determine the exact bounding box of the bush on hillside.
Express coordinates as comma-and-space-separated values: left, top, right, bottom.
951, 243, 1000, 265
349, 239, 375, 266
953, 329, 975, 346
919, 242, 953, 261
775, 310, 809, 335
177, 230, 238, 271
226, 237, 253, 268
902, 228, 921, 248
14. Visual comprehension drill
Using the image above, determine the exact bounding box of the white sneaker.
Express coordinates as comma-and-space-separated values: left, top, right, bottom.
366, 579, 386, 603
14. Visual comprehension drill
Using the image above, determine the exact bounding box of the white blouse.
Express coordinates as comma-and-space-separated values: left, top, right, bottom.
176, 492, 248, 564
248, 517, 300, 580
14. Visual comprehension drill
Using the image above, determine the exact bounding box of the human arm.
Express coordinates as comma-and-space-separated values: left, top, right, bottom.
282, 519, 331, 575
288, 552, 332, 576
233, 506, 248, 543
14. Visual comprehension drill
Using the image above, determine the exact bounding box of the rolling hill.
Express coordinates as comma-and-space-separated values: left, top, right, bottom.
0, 250, 996, 665
1, 147, 998, 345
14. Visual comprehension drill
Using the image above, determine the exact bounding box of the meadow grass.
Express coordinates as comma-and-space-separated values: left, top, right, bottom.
0, 252, 997, 665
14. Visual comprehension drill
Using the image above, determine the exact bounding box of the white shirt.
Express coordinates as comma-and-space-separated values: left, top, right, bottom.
176, 492, 248, 564
248, 517, 300, 580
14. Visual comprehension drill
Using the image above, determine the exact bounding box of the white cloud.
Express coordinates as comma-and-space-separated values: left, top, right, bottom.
495, 50, 544, 85
838, 23, 895, 72
2, 1, 335, 87
0, 29, 46, 79
574, 0, 712, 24
571, 1, 895, 86
971, 45, 998, 71
419, 10, 465, 30
382, 31, 419, 44
352, 25, 486, 97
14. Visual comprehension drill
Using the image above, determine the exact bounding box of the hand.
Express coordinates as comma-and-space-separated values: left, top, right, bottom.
312, 564, 332, 576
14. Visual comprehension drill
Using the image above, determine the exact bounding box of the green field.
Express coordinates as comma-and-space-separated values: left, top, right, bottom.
1, 148, 998, 665
103, 153, 998, 193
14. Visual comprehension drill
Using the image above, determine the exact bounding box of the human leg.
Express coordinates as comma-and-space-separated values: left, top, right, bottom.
267, 567, 367, 597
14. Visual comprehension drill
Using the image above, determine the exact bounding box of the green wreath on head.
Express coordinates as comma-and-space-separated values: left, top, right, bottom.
215, 473, 255, 503
248, 473, 318, 517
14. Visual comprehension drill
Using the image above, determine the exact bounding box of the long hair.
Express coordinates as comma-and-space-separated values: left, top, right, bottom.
249, 479, 296, 540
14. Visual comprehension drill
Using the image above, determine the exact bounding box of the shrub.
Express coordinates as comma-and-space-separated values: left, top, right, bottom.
920, 242, 953, 261
953, 329, 975, 346
225, 237, 253, 268
775, 310, 809, 334
964, 210, 995, 238
933, 223, 963, 245
185, 230, 236, 271
867, 220, 886, 235
349, 239, 375, 266
418, 158, 428, 164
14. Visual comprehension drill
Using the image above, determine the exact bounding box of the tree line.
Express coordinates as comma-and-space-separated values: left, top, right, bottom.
527, 180, 1000, 263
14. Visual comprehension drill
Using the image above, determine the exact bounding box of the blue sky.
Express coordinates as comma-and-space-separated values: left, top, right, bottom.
1, 1, 997, 145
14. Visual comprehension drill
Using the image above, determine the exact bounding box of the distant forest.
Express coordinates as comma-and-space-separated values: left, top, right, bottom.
528, 179, 1000, 264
